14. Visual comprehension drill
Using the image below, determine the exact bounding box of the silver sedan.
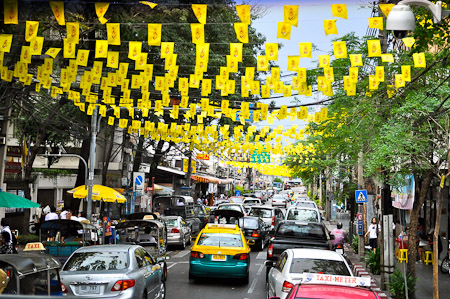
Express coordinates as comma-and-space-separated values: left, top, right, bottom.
60, 244, 165, 298
164, 216, 191, 248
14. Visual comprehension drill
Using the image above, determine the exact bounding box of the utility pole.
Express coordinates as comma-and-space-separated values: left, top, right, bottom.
358, 151, 365, 259
87, 106, 99, 222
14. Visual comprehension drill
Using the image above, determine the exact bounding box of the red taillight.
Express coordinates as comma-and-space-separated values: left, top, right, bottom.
233, 253, 248, 260
336, 244, 342, 249
251, 230, 259, 237
61, 283, 68, 294
282, 280, 294, 292
272, 216, 275, 226
111, 280, 136, 291
191, 251, 205, 258
268, 244, 273, 257
171, 228, 180, 233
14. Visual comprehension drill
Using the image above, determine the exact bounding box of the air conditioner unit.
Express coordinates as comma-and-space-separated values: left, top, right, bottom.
0, 137, 5, 145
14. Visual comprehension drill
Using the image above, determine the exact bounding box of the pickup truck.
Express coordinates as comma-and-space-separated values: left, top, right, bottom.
265, 220, 332, 279
163, 206, 202, 236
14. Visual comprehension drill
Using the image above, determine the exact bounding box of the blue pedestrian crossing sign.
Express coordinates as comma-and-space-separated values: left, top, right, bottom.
355, 190, 368, 203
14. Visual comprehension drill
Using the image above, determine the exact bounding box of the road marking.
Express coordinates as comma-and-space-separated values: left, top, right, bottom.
256, 252, 266, 260
174, 251, 190, 258
257, 263, 265, 276
247, 278, 258, 293
167, 262, 178, 269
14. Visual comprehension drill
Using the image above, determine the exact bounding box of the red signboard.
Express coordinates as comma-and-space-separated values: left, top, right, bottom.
196, 153, 210, 160
5, 162, 21, 173
6, 146, 22, 157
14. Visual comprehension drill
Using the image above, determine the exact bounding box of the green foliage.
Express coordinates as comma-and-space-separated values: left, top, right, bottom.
351, 234, 359, 253
32, 168, 78, 177
364, 249, 381, 275
17, 234, 40, 245
389, 269, 417, 299
273, 178, 283, 183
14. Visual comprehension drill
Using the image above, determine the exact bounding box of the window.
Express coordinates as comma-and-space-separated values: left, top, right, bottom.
243, 218, 259, 229
135, 248, 150, 268
197, 233, 243, 247
286, 209, 319, 222
289, 258, 350, 276
276, 223, 325, 239
249, 208, 272, 218
165, 218, 178, 227
63, 251, 129, 271
276, 253, 287, 272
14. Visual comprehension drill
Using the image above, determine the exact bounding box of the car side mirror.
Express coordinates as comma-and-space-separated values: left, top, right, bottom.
264, 260, 274, 267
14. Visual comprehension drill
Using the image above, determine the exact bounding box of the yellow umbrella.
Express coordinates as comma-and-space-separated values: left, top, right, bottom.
153, 184, 164, 191
67, 185, 127, 204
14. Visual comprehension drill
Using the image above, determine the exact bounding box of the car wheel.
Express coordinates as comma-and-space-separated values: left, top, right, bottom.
142, 289, 147, 299
241, 273, 249, 285
187, 234, 192, 245
158, 282, 166, 299
163, 262, 168, 282
266, 281, 270, 299
265, 267, 270, 282
260, 239, 265, 251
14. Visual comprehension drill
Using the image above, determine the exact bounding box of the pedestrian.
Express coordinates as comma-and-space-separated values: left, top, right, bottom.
60, 207, 72, 220
365, 217, 380, 253
45, 207, 59, 241
0, 219, 17, 254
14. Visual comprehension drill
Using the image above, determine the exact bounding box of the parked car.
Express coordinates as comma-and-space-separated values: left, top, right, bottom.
164, 216, 191, 249
248, 206, 284, 231
189, 223, 251, 284
272, 194, 287, 208
266, 248, 353, 299
60, 244, 166, 298
163, 206, 202, 236
241, 216, 270, 251
285, 207, 322, 223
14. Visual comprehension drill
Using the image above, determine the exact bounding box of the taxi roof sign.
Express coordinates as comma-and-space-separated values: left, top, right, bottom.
24, 242, 45, 251
301, 273, 371, 288
143, 215, 154, 220
205, 224, 239, 230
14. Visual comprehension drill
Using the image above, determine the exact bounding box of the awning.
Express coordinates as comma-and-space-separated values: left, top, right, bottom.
157, 166, 185, 176
191, 175, 232, 184
154, 184, 174, 194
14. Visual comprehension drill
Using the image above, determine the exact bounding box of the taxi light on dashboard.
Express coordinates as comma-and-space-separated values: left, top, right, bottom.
233, 253, 248, 260
282, 280, 294, 292
191, 251, 205, 258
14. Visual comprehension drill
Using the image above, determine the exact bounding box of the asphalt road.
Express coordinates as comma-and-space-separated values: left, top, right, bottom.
165, 245, 268, 299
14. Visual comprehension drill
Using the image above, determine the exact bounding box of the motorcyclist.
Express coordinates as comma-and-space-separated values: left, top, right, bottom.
330, 222, 347, 246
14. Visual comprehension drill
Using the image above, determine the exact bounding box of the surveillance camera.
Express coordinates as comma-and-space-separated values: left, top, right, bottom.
393, 30, 408, 39
386, 4, 416, 35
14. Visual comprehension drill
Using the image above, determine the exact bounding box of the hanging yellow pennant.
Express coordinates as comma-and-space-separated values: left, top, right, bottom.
30, 36, 44, 55
95, 3, 109, 24
4, 0, 18, 25
367, 39, 381, 57
136, 53, 148, 70
197, 43, 210, 63
375, 66, 384, 82
245, 67, 255, 80
107, 51, 119, 68
369, 17, 383, 30
191, 23, 204, 44
401, 65, 411, 82
284, 5, 299, 27
20, 46, 31, 64
265, 43, 278, 61
230, 43, 243, 62
63, 38, 76, 58
333, 41, 347, 59
413, 52, 426, 67
128, 41, 142, 60
324, 20, 338, 35
140, 1, 157, 9
192, 4, 207, 24
234, 23, 249, 43
148, 24, 161, 46
287, 56, 299, 71
107, 23, 120, 45
0, 34, 12, 53
25, 21, 39, 42
379, 4, 395, 17
349, 67, 358, 82
324, 67, 334, 82
381, 53, 394, 63
318, 55, 330, 68
402, 37, 415, 47
331, 4, 347, 19
160, 42, 174, 59
395, 74, 405, 89
95, 40, 108, 58
299, 43, 312, 58
236, 5, 251, 24
49, 1, 65, 25
66, 22, 79, 44
298, 68, 307, 82
277, 22, 291, 40
349, 54, 362, 66
257, 55, 268, 71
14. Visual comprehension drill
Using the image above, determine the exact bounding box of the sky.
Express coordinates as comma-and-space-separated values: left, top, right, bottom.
234, 0, 375, 134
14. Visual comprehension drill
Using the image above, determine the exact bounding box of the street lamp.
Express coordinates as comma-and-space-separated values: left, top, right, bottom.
386, 0, 450, 37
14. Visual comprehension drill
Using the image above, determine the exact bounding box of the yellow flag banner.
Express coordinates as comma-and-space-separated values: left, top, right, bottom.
381, 53, 394, 63
318, 55, 330, 68
95, 40, 108, 58
66, 22, 79, 44
236, 5, 251, 24
234, 23, 248, 43
379, 4, 395, 17
413, 52, 426, 68
139, 1, 158, 9
277, 22, 291, 40
107, 23, 121, 45
25, 21, 39, 42
4, 0, 18, 24
349, 54, 362, 66
284, 5, 299, 27
107, 51, 119, 68
148, 24, 162, 46
299, 43, 312, 58
49, 1, 65, 25
367, 39, 381, 57
45, 47, 61, 58
368, 17, 383, 30
30, 36, 44, 55
192, 4, 207, 24
128, 41, 142, 60
401, 65, 411, 82
287, 56, 299, 71
402, 37, 415, 47
265, 43, 278, 61
0, 35, 12, 53
95, 3, 109, 24
63, 38, 76, 58
324, 20, 338, 35
333, 41, 347, 59
191, 23, 205, 44
331, 4, 347, 19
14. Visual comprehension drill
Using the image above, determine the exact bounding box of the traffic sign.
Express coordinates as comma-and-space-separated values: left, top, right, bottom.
235, 190, 241, 196
357, 220, 364, 235
355, 190, 368, 203
133, 172, 145, 191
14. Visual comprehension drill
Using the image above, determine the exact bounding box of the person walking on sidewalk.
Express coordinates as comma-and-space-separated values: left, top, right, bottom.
365, 217, 380, 253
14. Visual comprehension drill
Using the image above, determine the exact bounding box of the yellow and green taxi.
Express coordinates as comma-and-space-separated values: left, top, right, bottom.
189, 223, 251, 284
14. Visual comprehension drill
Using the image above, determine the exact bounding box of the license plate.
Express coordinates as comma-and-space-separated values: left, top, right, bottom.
212, 254, 226, 261
336, 248, 344, 255
79, 285, 100, 294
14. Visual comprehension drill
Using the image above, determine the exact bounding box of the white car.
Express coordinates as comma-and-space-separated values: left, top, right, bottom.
272, 194, 287, 208
266, 248, 353, 299
164, 215, 191, 249
285, 207, 322, 223
217, 203, 247, 216
243, 198, 262, 206
294, 200, 318, 209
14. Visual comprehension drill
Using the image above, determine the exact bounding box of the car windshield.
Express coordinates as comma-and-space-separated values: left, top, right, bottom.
63, 251, 129, 271
287, 209, 319, 222
165, 218, 178, 227
277, 223, 325, 239
243, 218, 259, 229
244, 199, 259, 204
197, 233, 243, 247
273, 195, 284, 199
295, 202, 316, 208
219, 205, 242, 212
290, 258, 350, 276
230, 197, 243, 203
249, 208, 272, 218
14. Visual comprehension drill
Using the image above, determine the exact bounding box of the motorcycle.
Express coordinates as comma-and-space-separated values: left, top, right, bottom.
440, 237, 450, 274
334, 243, 345, 255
